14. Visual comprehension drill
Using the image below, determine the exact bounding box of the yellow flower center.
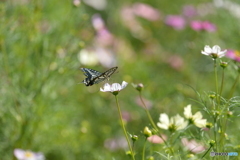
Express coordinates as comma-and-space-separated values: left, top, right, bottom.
25, 151, 34, 158
234, 50, 240, 57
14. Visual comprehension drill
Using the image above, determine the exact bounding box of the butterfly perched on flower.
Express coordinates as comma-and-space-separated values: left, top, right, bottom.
80, 67, 118, 86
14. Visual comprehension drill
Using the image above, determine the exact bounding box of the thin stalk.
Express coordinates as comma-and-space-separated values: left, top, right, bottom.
142, 138, 147, 160
139, 92, 173, 155
139, 92, 158, 131
228, 72, 240, 99
115, 95, 135, 160
214, 60, 220, 106
201, 145, 213, 159
219, 68, 225, 97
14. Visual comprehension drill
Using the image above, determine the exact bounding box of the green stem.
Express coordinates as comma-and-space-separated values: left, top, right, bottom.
201, 145, 213, 159
115, 95, 135, 160
142, 138, 147, 160
214, 60, 220, 106
219, 68, 225, 98
139, 92, 173, 155
139, 92, 158, 131
228, 72, 240, 99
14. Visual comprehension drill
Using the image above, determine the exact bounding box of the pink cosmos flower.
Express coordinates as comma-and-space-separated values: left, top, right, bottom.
182, 5, 197, 18
226, 49, 240, 62
190, 20, 203, 31
132, 3, 161, 21
147, 135, 167, 144
202, 21, 216, 32
190, 20, 216, 32
104, 137, 128, 151
135, 97, 153, 109
181, 138, 206, 153
167, 55, 183, 71
165, 15, 186, 30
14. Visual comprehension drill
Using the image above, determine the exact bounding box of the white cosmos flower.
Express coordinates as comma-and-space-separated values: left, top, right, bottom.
157, 113, 188, 132
100, 81, 128, 95
201, 45, 227, 59
14, 149, 45, 160
184, 104, 207, 128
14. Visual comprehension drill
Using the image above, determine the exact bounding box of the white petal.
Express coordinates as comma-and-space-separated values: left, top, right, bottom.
212, 45, 220, 53
100, 83, 111, 92
121, 81, 128, 89
218, 50, 227, 58
204, 45, 212, 53
111, 83, 122, 91
174, 114, 188, 130
184, 104, 192, 118
159, 113, 169, 125
193, 111, 203, 119
195, 119, 207, 128
157, 122, 169, 130
14, 149, 26, 159
201, 51, 210, 55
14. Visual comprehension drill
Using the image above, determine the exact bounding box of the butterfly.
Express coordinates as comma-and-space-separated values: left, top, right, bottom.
80, 66, 118, 86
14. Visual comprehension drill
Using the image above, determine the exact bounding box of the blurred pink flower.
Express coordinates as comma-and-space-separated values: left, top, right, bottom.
226, 49, 240, 62
95, 47, 116, 68
181, 138, 206, 153
167, 55, 183, 71
190, 20, 203, 31
190, 20, 216, 32
182, 5, 197, 18
95, 28, 114, 46
104, 137, 128, 151
92, 14, 105, 31
135, 97, 153, 109
202, 21, 216, 32
122, 111, 131, 122
147, 135, 167, 144
73, 0, 81, 7
165, 15, 186, 30
132, 3, 161, 21
92, 14, 115, 47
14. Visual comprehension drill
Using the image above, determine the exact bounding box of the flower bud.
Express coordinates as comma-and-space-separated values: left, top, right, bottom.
143, 127, 152, 138
132, 83, 144, 92
209, 94, 216, 99
220, 61, 228, 68
209, 140, 215, 146
131, 135, 138, 142
206, 122, 213, 129
147, 156, 154, 160
227, 111, 233, 117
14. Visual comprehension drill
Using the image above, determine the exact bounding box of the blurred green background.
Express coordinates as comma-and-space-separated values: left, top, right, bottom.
1, 0, 240, 159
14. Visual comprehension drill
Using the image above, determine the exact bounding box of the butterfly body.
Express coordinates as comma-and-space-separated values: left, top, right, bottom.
80, 67, 118, 86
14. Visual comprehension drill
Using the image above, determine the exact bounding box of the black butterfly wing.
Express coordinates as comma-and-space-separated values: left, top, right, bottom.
80, 68, 102, 86
81, 68, 102, 78
80, 66, 118, 86
91, 66, 118, 85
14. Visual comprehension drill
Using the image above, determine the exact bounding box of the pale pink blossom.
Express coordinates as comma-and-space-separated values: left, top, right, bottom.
132, 3, 161, 21
165, 15, 186, 30
135, 97, 152, 109
181, 138, 206, 153
202, 21, 216, 32
147, 135, 167, 144
104, 137, 128, 151
182, 5, 197, 17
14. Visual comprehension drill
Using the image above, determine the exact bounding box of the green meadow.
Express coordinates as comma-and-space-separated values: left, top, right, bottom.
0, 0, 240, 159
